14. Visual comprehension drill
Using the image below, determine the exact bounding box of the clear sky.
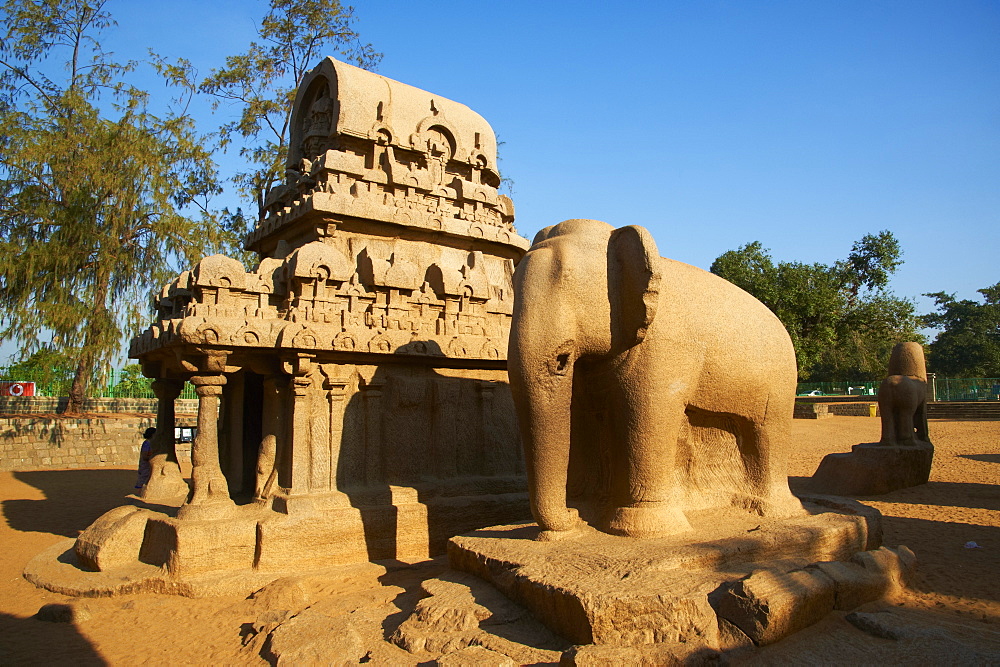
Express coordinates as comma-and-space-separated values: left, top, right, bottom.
2, 0, 998, 364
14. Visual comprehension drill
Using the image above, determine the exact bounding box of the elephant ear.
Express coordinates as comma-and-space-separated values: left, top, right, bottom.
608, 225, 662, 347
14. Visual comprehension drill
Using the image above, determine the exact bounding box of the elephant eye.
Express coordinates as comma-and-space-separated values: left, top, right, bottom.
555, 353, 570, 374
548, 340, 575, 376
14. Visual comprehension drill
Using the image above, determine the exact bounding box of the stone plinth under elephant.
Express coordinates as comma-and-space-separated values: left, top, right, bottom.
445, 497, 913, 652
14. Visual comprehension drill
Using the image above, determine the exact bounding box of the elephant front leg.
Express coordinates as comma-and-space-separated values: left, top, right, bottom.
606, 400, 692, 538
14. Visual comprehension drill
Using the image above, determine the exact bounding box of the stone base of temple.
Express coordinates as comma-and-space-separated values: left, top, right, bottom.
810, 441, 934, 495
24, 484, 529, 598
441, 496, 914, 654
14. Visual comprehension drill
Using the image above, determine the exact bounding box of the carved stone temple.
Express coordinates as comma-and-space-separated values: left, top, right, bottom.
54, 58, 532, 592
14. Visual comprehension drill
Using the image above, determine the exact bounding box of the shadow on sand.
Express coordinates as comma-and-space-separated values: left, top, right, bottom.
0, 610, 107, 665
3, 469, 137, 538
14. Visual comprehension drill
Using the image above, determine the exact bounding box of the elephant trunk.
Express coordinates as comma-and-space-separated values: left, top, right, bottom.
509, 341, 579, 533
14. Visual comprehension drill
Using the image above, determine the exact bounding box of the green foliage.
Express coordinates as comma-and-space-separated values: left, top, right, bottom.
199, 0, 382, 221
922, 283, 1000, 377
0, 0, 233, 411
1, 347, 76, 396
112, 363, 151, 398
710, 232, 922, 381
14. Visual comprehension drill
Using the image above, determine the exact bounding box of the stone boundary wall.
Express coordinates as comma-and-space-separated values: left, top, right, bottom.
794, 402, 878, 419
0, 396, 198, 415
0, 415, 195, 472
828, 402, 878, 417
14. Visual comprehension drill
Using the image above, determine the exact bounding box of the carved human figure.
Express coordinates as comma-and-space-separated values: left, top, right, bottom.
508, 219, 803, 540
877, 342, 930, 446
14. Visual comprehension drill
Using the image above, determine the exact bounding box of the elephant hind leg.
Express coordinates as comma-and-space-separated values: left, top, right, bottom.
734, 410, 803, 519
915, 401, 930, 443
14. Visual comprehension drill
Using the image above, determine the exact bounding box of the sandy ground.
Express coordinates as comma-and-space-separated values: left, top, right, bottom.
1, 416, 998, 665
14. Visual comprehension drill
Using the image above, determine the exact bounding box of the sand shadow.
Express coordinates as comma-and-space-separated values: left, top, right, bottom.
0, 610, 107, 665
959, 453, 1000, 464
789, 477, 1000, 513
879, 514, 1000, 603
875, 481, 1000, 512
3, 469, 137, 538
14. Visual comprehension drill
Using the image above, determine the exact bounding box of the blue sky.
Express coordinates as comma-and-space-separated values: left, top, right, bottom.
2, 0, 998, 364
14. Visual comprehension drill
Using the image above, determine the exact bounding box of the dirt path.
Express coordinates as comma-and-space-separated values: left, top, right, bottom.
1, 416, 998, 664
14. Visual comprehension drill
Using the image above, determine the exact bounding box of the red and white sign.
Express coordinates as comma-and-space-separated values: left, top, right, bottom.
0, 381, 35, 397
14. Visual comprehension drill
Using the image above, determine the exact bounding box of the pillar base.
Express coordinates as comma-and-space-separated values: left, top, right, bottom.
26, 483, 530, 598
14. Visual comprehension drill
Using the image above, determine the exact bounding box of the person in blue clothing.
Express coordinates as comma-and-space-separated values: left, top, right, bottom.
135, 427, 155, 489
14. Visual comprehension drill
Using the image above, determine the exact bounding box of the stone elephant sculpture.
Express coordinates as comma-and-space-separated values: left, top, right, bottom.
878, 342, 930, 445
508, 219, 803, 539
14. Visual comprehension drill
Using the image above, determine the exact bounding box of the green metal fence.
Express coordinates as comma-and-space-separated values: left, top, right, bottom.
0, 367, 196, 399
796, 381, 878, 397
932, 377, 1000, 402
797, 378, 1000, 402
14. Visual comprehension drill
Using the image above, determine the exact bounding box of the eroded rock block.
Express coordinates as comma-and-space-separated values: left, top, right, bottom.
851, 545, 916, 590
263, 608, 364, 666
714, 545, 916, 646
75, 506, 151, 571
811, 442, 933, 496
713, 568, 836, 646
391, 572, 567, 663
35, 602, 91, 623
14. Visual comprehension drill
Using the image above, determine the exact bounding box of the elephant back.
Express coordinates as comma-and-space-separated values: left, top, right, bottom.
887, 342, 927, 380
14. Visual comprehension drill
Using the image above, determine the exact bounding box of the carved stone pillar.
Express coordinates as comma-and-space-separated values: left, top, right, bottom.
141, 379, 187, 500
256, 374, 289, 500
289, 374, 314, 495
362, 377, 385, 486
178, 374, 234, 519
322, 366, 350, 492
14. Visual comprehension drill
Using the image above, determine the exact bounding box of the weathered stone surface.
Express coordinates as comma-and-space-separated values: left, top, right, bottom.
262, 608, 365, 666
391, 571, 568, 663
851, 544, 916, 590
807, 560, 889, 611
35, 602, 91, 623
139, 514, 258, 577
449, 504, 875, 648
795, 493, 884, 550
713, 545, 916, 647
47, 57, 535, 597
74, 506, 152, 571
810, 342, 933, 496
811, 441, 933, 495
437, 645, 516, 666
713, 567, 836, 646
509, 219, 803, 541
248, 576, 313, 613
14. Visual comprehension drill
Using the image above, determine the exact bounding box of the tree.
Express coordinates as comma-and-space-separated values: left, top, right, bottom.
0, 0, 230, 412
199, 0, 381, 223
112, 363, 152, 398
922, 283, 1000, 377
710, 232, 922, 381
1, 347, 76, 397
